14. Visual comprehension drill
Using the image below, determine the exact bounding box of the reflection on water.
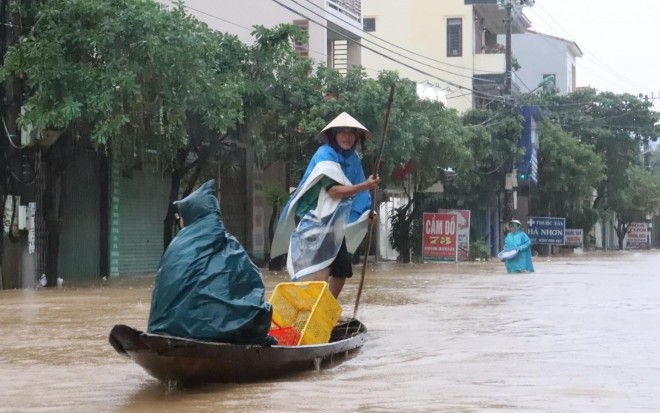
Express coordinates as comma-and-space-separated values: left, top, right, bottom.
1, 251, 660, 412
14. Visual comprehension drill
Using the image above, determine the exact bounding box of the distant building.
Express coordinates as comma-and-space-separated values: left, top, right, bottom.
362, 0, 531, 112
169, 0, 365, 72
512, 29, 583, 95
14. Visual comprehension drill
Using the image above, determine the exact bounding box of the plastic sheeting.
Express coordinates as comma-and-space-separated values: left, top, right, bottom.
147, 180, 273, 344
503, 224, 535, 273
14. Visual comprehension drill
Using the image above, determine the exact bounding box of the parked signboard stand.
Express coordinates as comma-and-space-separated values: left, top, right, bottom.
625, 223, 649, 249
422, 212, 458, 262
438, 209, 471, 260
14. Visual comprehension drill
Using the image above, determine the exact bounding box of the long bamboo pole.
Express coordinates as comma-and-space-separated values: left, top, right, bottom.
352, 84, 395, 318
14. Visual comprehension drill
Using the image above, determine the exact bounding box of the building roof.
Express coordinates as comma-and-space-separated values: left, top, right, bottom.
526, 29, 583, 58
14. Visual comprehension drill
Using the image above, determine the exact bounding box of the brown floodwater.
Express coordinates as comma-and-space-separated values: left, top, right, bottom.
1, 251, 659, 413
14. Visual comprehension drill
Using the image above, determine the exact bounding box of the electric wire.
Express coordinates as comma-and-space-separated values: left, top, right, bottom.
302, 0, 506, 75
527, 3, 645, 93
534, 1, 647, 92
269, 0, 506, 102
185, 6, 438, 94
288, 0, 499, 83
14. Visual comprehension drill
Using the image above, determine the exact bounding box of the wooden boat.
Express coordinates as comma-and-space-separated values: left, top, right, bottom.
108, 319, 367, 385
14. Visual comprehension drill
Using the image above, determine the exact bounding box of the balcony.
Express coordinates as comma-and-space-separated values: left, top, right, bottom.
327, 0, 361, 23
324, 0, 363, 41
474, 53, 505, 73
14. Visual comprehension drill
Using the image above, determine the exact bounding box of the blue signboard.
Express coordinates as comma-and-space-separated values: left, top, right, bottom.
526, 216, 565, 245
516, 106, 542, 184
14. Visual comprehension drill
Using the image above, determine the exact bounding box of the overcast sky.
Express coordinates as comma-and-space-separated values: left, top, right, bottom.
524, 0, 659, 110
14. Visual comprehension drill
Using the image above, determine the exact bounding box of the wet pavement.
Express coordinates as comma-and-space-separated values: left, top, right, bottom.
1, 250, 659, 412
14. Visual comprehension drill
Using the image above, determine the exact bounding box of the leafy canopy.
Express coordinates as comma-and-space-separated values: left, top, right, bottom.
2, 0, 245, 163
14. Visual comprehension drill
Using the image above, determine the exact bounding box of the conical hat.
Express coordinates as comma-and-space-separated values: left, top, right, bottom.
317, 112, 372, 142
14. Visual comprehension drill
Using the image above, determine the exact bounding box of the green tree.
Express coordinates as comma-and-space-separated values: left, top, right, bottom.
531, 90, 660, 208
528, 89, 660, 249
1, 0, 246, 283
608, 166, 660, 249
531, 121, 605, 234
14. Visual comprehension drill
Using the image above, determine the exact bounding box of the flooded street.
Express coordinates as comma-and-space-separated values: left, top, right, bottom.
1, 251, 659, 413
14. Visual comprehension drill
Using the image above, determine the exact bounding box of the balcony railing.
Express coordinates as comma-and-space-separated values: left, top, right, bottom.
327, 0, 361, 23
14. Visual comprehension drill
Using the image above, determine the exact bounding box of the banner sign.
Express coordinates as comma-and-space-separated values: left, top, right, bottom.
625, 222, 648, 249
439, 209, 471, 260
526, 216, 566, 245
564, 228, 583, 247
423, 213, 458, 262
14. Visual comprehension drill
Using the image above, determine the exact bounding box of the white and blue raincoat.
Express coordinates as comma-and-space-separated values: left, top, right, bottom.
271, 144, 371, 280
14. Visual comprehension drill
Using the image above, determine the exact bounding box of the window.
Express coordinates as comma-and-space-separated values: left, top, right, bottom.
542, 73, 556, 91
292, 19, 309, 59
447, 18, 462, 57
332, 39, 348, 75
363, 17, 376, 32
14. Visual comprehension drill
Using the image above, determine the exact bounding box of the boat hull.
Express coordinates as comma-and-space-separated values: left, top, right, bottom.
109, 320, 366, 384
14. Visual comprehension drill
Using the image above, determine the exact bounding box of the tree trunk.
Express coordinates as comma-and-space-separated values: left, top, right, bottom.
41, 133, 73, 287
98, 150, 109, 277
614, 218, 629, 251
163, 166, 182, 250
43, 167, 63, 287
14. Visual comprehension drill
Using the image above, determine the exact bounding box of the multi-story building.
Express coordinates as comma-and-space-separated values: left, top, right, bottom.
362, 0, 531, 112
177, 0, 365, 72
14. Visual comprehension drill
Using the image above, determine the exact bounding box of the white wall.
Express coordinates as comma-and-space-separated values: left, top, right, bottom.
161, 0, 333, 65
511, 31, 576, 95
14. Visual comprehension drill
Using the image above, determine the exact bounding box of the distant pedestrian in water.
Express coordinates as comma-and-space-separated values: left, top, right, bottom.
503, 219, 534, 273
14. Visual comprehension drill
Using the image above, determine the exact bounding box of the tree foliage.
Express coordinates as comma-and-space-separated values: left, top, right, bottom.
608, 166, 660, 249
532, 121, 604, 230
2, 0, 245, 162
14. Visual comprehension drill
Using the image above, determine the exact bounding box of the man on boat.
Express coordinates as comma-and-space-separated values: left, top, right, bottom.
270, 112, 380, 298
147, 180, 275, 345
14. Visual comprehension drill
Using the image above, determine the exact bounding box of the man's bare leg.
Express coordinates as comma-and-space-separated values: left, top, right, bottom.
314, 269, 345, 298
327, 276, 345, 298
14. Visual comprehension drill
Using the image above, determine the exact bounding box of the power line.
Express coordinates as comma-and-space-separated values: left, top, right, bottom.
270, 0, 505, 102
513, 71, 532, 93
302, 0, 504, 75
287, 0, 498, 84
529, 2, 647, 92
535, 1, 645, 91
184, 3, 466, 100
184, 5, 254, 32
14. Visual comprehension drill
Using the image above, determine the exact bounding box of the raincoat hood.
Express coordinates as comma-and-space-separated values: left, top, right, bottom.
174, 181, 222, 228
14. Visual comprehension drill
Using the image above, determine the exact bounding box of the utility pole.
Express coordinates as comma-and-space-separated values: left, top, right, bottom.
502, 0, 534, 233
504, 0, 513, 97
502, 0, 514, 226
644, 94, 651, 169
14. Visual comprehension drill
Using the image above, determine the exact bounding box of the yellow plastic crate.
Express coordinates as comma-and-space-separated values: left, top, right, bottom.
269, 281, 342, 346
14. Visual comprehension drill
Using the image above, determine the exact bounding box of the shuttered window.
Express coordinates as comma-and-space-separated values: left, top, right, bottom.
447, 18, 462, 57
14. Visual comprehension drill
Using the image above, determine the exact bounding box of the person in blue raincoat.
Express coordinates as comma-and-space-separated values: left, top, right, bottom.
503, 219, 535, 273
270, 112, 380, 298
147, 180, 275, 345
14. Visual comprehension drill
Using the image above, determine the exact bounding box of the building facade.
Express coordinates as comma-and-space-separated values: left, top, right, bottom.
362, 0, 530, 112
512, 30, 583, 95
171, 0, 365, 72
